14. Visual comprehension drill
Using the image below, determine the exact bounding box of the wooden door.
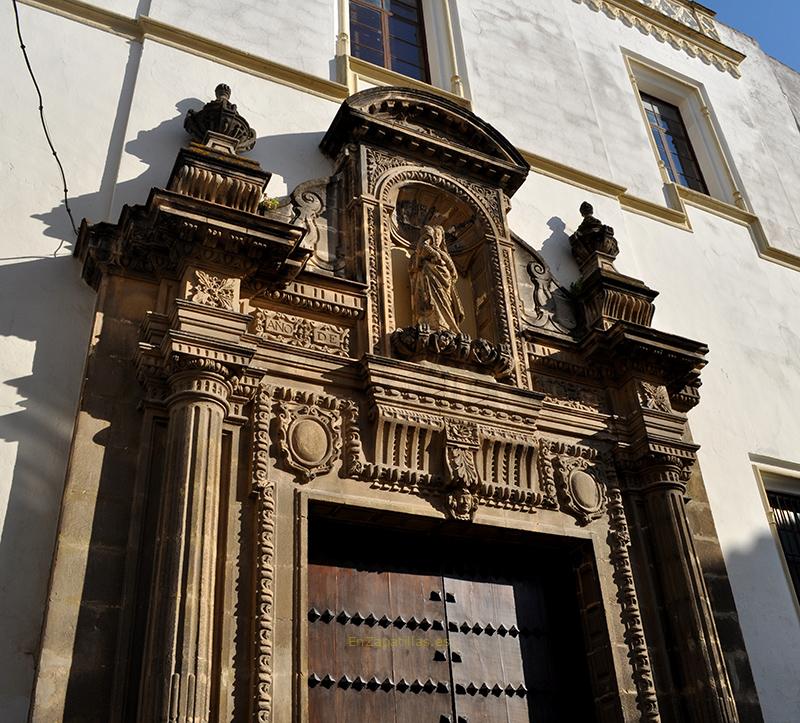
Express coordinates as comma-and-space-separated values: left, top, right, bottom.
307, 519, 597, 723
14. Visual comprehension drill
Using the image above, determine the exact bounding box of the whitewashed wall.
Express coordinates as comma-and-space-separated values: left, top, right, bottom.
2, 0, 799, 720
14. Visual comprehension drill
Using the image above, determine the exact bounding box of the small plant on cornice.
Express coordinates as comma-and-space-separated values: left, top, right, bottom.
569, 279, 583, 297
258, 195, 280, 212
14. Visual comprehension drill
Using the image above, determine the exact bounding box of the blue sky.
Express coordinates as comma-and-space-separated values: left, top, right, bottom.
711, 1, 800, 71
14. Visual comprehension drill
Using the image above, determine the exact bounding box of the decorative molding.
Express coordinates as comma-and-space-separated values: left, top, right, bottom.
188, 270, 237, 310
519, 149, 627, 198
254, 286, 364, 320
251, 385, 276, 723
572, 0, 745, 78
251, 308, 350, 356
605, 464, 661, 721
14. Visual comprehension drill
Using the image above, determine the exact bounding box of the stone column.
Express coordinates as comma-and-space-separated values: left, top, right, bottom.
139, 356, 232, 722
638, 458, 738, 723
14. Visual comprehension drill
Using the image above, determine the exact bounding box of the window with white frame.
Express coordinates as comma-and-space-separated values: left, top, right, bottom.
760, 469, 800, 602
628, 56, 740, 205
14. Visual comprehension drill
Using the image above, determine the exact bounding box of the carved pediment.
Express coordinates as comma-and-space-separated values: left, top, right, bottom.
320, 87, 530, 195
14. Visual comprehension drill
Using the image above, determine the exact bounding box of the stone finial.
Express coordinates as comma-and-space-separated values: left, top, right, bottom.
569, 201, 620, 271
184, 83, 257, 154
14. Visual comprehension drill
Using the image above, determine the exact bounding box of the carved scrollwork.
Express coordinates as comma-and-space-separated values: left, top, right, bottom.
538, 439, 607, 525
276, 400, 343, 483
604, 461, 661, 721
391, 324, 514, 379
251, 384, 275, 722
523, 252, 578, 335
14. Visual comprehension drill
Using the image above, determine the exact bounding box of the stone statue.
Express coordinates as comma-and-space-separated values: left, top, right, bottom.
409, 224, 465, 332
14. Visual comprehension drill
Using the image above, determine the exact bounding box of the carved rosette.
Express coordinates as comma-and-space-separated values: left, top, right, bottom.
275, 390, 344, 483
539, 439, 607, 525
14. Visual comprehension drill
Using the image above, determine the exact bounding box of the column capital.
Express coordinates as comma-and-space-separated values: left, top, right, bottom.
617, 449, 696, 494
166, 354, 233, 412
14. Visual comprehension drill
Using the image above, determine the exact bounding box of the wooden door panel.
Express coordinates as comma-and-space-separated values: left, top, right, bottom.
308, 563, 452, 723
445, 577, 531, 723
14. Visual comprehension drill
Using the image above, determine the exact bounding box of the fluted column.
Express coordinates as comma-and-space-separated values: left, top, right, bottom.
140, 357, 232, 723
638, 460, 738, 722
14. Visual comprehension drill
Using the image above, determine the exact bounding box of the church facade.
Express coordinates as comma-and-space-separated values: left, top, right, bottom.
2, 1, 800, 722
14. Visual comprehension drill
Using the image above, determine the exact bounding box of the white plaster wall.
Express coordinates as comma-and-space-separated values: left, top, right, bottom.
458, 0, 800, 258
110, 39, 339, 219
508, 174, 800, 721
148, 0, 336, 78
0, 5, 134, 720
620, 207, 800, 723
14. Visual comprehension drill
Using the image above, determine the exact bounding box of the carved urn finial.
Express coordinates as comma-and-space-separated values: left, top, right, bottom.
569, 201, 619, 272
184, 83, 257, 154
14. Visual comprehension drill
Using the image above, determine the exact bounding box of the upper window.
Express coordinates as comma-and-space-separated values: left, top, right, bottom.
767, 490, 800, 600
640, 92, 709, 194
350, 0, 429, 82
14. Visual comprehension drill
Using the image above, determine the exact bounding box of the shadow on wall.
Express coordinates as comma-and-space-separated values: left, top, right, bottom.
0, 99, 332, 721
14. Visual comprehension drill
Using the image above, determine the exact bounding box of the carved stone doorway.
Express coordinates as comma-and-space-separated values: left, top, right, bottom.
307, 511, 597, 722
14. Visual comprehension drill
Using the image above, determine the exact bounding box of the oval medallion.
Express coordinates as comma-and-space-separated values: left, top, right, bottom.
570, 470, 601, 511
291, 418, 329, 465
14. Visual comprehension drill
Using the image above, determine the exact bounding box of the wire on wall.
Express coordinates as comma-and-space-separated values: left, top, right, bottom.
12, 0, 79, 254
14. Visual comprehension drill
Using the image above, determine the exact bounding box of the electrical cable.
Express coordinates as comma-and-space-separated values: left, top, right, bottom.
12, 0, 79, 256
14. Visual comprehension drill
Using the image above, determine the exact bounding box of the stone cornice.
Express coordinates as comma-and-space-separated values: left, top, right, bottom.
572, 0, 746, 78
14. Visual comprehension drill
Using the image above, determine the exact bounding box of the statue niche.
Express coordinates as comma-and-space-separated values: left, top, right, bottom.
409, 224, 465, 332
389, 185, 513, 379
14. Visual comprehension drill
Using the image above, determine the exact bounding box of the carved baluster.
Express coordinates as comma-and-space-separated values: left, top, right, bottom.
139, 356, 232, 722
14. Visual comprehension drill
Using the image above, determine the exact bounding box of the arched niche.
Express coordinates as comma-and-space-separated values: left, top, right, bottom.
389, 182, 482, 339
377, 173, 509, 353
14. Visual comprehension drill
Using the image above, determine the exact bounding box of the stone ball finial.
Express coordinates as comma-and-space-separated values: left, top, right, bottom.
183, 83, 257, 154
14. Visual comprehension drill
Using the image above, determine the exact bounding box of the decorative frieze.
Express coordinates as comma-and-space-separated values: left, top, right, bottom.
572, 0, 744, 78
251, 308, 351, 356
535, 376, 604, 413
